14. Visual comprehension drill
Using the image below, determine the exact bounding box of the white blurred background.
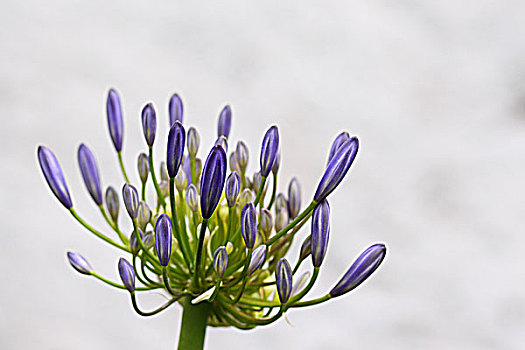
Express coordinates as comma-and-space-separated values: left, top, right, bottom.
2, 1, 525, 349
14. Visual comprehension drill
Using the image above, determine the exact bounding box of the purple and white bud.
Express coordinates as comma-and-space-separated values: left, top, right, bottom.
77, 144, 103, 206
327, 131, 350, 165
118, 258, 135, 293
235, 141, 249, 171
155, 214, 172, 266
215, 135, 228, 153
314, 137, 359, 202
168, 93, 183, 126
259, 125, 279, 177
187, 127, 200, 158
122, 183, 139, 218
106, 88, 124, 152
329, 243, 386, 298
186, 184, 199, 212
229, 151, 240, 173
275, 207, 289, 233
287, 178, 301, 219
212, 246, 228, 279
67, 252, 93, 275
200, 145, 227, 219
175, 169, 187, 192
299, 235, 312, 261
272, 149, 281, 175
311, 200, 330, 267
247, 244, 267, 275
275, 258, 293, 304
167, 121, 186, 178
137, 201, 152, 231
225, 171, 241, 207
217, 105, 232, 138
241, 202, 257, 249
37, 146, 73, 209
141, 103, 157, 147
105, 186, 119, 221
260, 209, 273, 239
137, 153, 149, 184
129, 228, 144, 255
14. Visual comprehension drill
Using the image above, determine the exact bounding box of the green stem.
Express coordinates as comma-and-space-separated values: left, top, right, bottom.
253, 176, 267, 207
192, 219, 208, 289
131, 293, 180, 317
90, 272, 159, 291
69, 209, 128, 252
148, 146, 167, 211
177, 296, 211, 350
117, 152, 130, 183
98, 205, 128, 244
266, 172, 278, 210
266, 201, 317, 246
170, 178, 193, 270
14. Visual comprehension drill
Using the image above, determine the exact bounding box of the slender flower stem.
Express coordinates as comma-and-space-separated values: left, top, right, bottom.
170, 178, 193, 270
131, 293, 180, 317
117, 152, 130, 183
141, 182, 146, 201
266, 172, 277, 210
69, 209, 128, 252
177, 297, 211, 350
98, 205, 128, 244
293, 294, 331, 308
232, 248, 253, 302
225, 207, 234, 244
163, 266, 180, 296
90, 272, 160, 291
285, 267, 320, 311
266, 201, 317, 246
132, 219, 161, 269
148, 146, 167, 211
193, 219, 208, 289
253, 176, 267, 207
133, 254, 157, 287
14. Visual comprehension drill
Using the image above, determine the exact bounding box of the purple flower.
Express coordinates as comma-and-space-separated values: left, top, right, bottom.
106, 88, 124, 152
329, 243, 386, 298
77, 144, 103, 206
275, 258, 293, 304
199, 145, 227, 219
137, 153, 149, 184
241, 202, 257, 249
186, 184, 199, 212
287, 178, 301, 219
272, 149, 281, 175
37, 146, 72, 209
327, 131, 350, 165
259, 125, 279, 177
235, 141, 249, 171
311, 200, 330, 267
122, 183, 139, 218
247, 244, 267, 275
118, 257, 135, 293
67, 252, 93, 275
213, 246, 228, 279
217, 105, 232, 138
141, 103, 157, 147
105, 186, 119, 221
314, 137, 359, 202
169, 93, 183, 126
167, 121, 186, 178
225, 171, 241, 207
215, 136, 228, 153
299, 235, 311, 261
155, 214, 172, 266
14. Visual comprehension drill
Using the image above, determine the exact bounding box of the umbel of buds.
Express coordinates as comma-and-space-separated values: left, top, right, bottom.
37, 88, 387, 350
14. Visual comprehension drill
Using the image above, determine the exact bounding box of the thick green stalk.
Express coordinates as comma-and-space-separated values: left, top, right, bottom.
177, 297, 211, 350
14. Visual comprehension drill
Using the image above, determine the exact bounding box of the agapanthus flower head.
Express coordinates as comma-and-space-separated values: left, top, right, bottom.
106, 88, 124, 152
169, 93, 183, 126
311, 199, 330, 267
155, 214, 172, 266
167, 121, 186, 178
122, 183, 139, 218
217, 105, 232, 138
37, 146, 72, 209
259, 125, 279, 177
329, 243, 386, 298
141, 103, 157, 147
200, 145, 227, 219
67, 252, 93, 275
77, 144, 103, 206
118, 257, 135, 293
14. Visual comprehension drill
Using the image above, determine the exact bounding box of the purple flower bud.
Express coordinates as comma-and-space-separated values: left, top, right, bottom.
252, 172, 266, 195
311, 200, 330, 267
169, 93, 184, 126
260, 125, 279, 177
143, 230, 154, 249
272, 149, 281, 175
217, 105, 232, 138
118, 257, 135, 293
314, 137, 359, 202
137, 201, 152, 230
37, 146, 72, 209
187, 127, 200, 158
235, 141, 249, 171
329, 243, 386, 298
67, 252, 93, 275
105, 186, 119, 221
186, 184, 199, 212
260, 209, 273, 239
275, 207, 289, 233
137, 153, 149, 184
122, 183, 139, 218
77, 144, 103, 206
241, 202, 257, 249
167, 121, 186, 178
287, 177, 301, 219
155, 214, 172, 266
229, 151, 240, 173
275, 258, 293, 304
299, 235, 311, 261
225, 171, 241, 207
213, 246, 228, 279
327, 131, 350, 165
274, 193, 287, 214
247, 244, 267, 275
215, 135, 228, 153
200, 145, 227, 219
175, 169, 187, 192
129, 228, 144, 255
106, 88, 124, 152
141, 103, 157, 147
